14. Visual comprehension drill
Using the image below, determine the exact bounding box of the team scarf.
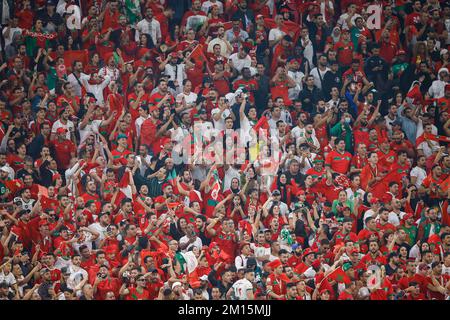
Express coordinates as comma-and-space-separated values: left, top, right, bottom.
24, 28, 57, 57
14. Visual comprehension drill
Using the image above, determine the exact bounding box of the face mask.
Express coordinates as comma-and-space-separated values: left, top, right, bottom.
306, 130, 313, 134
345, 117, 351, 124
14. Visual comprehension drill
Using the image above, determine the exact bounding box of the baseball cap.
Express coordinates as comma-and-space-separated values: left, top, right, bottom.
116, 133, 127, 141
199, 275, 209, 281
272, 189, 281, 196
198, 108, 207, 114
313, 155, 324, 163
172, 281, 182, 290
0, 166, 9, 172
342, 262, 353, 271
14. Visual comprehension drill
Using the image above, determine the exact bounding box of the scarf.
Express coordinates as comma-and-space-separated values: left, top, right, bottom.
24, 28, 57, 57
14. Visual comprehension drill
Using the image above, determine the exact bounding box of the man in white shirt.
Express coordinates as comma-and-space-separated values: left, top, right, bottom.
135, 7, 161, 46
268, 14, 285, 48
228, 269, 255, 300
80, 74, 111, 106
179, 224, 203, 253
228, 47, 252, 74
201, 0, 224, 14
135, 105, 150, 137
287, 58, 305, 100
66, 255, 89, 291
67, 61, 90, 98
388, 199, 406, 227
417, 124, 440, 158
88, 212, 110, 249
211, 96, 231, 130
384, 105, 398, 137
337, 3, 361, 30
310, 55, 330, 90
162, 52, 186, 91
51, 109, 75, 141
207, 26, 233, 57
176, 80, 197, 112
2, 17, 22, 58
410, 155, 427, 188
136, 144, 152, 176
299, 28, 314, 67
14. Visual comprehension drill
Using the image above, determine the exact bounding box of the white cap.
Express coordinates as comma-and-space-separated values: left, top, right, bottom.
0, 166, 9, 172
172, 282, 182, 290
199, 275, 209, 281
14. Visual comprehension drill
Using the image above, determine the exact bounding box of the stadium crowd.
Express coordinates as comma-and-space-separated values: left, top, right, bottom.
0, 0, 449, 301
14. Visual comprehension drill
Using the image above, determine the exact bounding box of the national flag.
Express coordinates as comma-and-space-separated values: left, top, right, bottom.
167, 202, 181, 210
188, 44, 208, 66
177, 251, 200, 284
37, 185, 49, 197
405, 81, 423, 106
222, 22, 233, 30
328, 267, 351, 284
63, 49, 89, 72
367, 272, 380, 290
418, 133, 450, 144
440, 175, 450, 194
253, 115, 269, 131
263, 18, 301, 43
211, 181, 221, 200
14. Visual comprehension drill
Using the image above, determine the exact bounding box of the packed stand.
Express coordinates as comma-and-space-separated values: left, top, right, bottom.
0, 0, 449, 301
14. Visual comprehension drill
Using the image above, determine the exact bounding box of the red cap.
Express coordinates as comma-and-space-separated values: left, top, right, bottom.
39, 220, 49, 226
320, 288, 330, 294
160, 136, 172, 146
267, 259, 282, 269
52, 173, 61, 182
256, 14, 264, 19
56, 127, 67, 134
396, 49, 406, 56
402, 213, 413, 221
302, 248, 315, 260
350, 248, 359, 255
149, 105, 159, 112
162, 183, 171, 190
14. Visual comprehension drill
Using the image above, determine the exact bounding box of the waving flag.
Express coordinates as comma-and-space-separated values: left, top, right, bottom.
263, 18, 301, 43
328, 267, 351, 284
